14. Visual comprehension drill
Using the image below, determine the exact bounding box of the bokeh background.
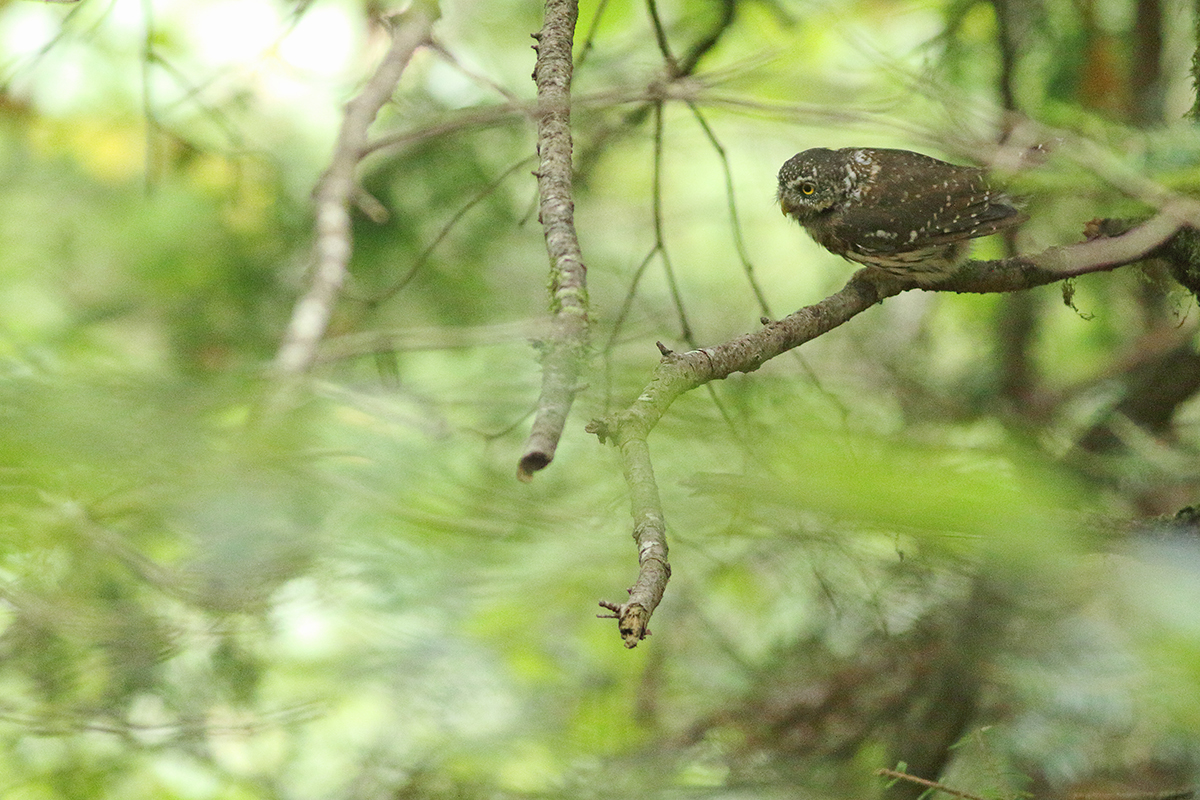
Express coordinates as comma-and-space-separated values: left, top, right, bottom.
2, 0, 1200, 797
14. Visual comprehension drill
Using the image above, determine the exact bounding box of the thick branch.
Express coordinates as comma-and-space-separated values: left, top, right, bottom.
518, 0, 591, 481
950, 201, 1199, 291
273, 7, 437, 377
615, 207, 1200, 435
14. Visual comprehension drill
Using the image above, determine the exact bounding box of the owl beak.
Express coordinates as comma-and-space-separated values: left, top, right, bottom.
777, 190, 798, 219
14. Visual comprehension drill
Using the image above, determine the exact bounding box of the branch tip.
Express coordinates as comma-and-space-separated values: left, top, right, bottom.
516, 451, 551, 482
597, 600, 651, 647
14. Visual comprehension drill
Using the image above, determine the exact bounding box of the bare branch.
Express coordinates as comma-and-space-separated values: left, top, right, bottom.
686, 100, 772, 317
587, 209, 1200, 644
591, 269, 894, 445
518, 0, 591, 481
945, 203, 1200, 293
608, 211, 1200, 435
595, 432, 670, 648
273, 7, 438, 377
1051, 202, 1197, 275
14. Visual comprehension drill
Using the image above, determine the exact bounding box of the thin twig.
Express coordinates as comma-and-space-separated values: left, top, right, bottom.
356, 156, 536, 312
517, 0, 591, 481
685, 100, 771, 316
273, 6, 437, 377
875, 768, 989, 800
685, 100, 849, 424
651, 102, 695, 347
574, 0, 612, 69
644, 0, 679, 74
428, 39, 524, 105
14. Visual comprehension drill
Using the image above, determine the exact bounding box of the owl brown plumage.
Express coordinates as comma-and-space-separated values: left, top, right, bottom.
777, 147, 1025, 283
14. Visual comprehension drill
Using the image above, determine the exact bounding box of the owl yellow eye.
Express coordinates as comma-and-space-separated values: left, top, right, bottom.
801, 182, 816, 195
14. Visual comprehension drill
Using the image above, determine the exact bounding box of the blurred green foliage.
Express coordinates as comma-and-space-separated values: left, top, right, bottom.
0, 0, 1199, 798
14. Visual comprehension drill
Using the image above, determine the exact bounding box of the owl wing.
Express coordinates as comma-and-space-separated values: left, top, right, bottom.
842, 201, 1024, 256
839, 167, 1024, 256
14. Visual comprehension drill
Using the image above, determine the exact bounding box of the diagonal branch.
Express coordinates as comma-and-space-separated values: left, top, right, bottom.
587, 206, 1200, 646
273, 7, 438, 377
518, 0, 591, 481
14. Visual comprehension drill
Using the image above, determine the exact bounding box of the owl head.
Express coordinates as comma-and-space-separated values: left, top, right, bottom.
776, 147, 852, 221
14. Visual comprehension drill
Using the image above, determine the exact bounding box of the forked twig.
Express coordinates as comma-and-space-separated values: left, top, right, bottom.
274, 7, 437, 377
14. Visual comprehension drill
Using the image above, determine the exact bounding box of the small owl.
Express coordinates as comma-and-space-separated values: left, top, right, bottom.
777, 147, 1025, 283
